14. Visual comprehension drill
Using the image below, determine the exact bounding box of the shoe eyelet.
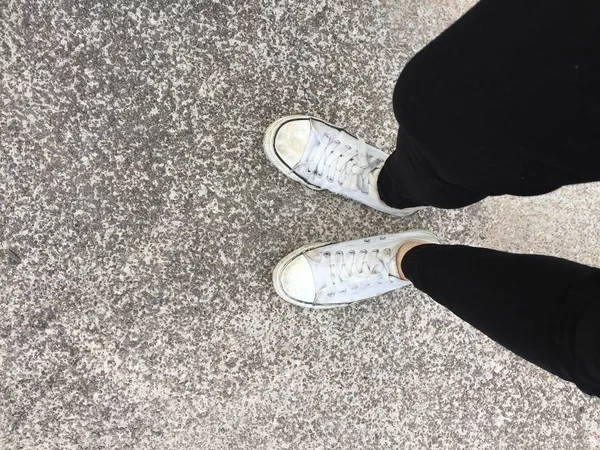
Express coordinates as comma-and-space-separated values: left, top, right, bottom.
324, 133, 331, 139
327, 177, 334, 183
348, 250, 355, 255
345, 145, 351, 150
360, 249, 368, 254
380, 236, 386, 240
316, 173, 323, 178
323, 251, 331, 257
340, 290, 347, 294
333, 140, 340, 145
327, 292, 335, 297
364, 238, 370, 242
335, 250, 343, 256
307, 168, 312, 173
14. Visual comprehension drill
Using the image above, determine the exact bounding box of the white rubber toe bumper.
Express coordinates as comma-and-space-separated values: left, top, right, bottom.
280, 254, 316, 303
273, 242, 332, 309
263, 115, 321, 190
274, 118, 311, 168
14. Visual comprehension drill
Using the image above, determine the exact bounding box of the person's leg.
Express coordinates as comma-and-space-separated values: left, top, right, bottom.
400, 243, 600, 396
379, 0, 600, 209
378, 127, 487, 208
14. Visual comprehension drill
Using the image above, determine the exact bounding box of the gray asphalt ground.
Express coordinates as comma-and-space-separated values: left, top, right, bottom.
2, 0, 600, 448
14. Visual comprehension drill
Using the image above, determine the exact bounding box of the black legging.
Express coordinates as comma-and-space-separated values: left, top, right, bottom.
378, 0, 600, 395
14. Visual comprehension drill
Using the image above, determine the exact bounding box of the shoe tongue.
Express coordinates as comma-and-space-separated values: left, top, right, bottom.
367, 166, 393, 204
388, 242, 404, 279
389, 258, 401, 279
369, 167, 382, 189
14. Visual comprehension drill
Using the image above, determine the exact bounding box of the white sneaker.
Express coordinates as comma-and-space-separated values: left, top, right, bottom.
273, 230, 440, 309
263, 115, 423, 217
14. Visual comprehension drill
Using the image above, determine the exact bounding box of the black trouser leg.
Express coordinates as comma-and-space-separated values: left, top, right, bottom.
378, 0, 600, 209
375, 0, 600, 395
402, 244, 600, 396
378, 127, 487, 208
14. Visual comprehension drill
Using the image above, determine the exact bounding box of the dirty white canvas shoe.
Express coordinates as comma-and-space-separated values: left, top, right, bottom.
273, 230, 440, 309
264, 115, 423, 217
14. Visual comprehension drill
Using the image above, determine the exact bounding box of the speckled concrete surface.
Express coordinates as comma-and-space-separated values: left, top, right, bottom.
2, 0, 600, 449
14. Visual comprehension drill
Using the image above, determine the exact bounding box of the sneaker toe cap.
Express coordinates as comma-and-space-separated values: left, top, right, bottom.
280, 254, 316, 304
274, 119, 311, 168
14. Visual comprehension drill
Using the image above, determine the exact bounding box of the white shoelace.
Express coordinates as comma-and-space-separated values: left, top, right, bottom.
297, 131, 383, 195
320, 247, 395, 297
